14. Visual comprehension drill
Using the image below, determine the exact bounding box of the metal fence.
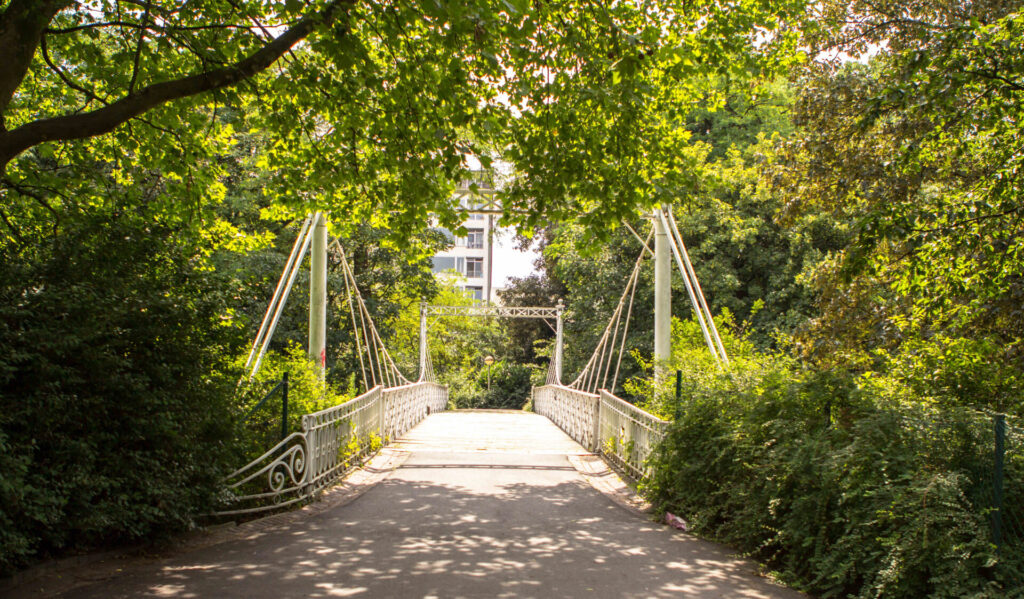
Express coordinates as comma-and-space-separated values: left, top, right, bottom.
990, 415, 1023, 583
215, 382, 447, 516
533, 385, 600, 450
847, 405, 1023, 585
534, 384, 667, 481
597, 390, 669, 480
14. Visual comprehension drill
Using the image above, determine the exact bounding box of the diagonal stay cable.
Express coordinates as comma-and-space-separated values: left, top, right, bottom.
333, 238, 370, 392
601, 227, 651, 390
245, 214, 313, 373
611, 242, 644, 394
333, 239, 380, 388
666, 207, 729, 365
656, 207, 721, 366
604, 251, 644, 392
333, 238, 413, 387
567, 233, 650, 391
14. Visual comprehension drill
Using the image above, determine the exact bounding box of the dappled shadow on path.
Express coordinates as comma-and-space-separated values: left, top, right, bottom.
62, 456, 801, 599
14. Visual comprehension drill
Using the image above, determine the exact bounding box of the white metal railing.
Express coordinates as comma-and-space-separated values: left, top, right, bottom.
214, 382, 448, 516
534, 384, 667, 481
533, 385, 600, 452
383, 381, 448, 440
597, 390, 668, 480
424, 305, 561, 319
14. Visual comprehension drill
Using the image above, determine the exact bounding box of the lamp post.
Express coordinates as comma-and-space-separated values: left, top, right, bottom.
484, 355, 494, 391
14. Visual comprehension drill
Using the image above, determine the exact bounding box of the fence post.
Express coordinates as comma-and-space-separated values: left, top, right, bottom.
674, 370, 682, 420
993, 414, 1006, 552
281, 372, 289, 440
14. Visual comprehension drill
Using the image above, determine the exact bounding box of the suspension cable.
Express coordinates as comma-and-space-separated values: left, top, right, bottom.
244, 214, 313, 373
666, 207, 729, 365
250, 213, 319, 379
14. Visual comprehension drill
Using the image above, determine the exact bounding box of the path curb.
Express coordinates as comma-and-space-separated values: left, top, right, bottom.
567, 453, 653, 517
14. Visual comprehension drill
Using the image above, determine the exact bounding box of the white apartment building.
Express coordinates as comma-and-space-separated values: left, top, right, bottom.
431, 172, 500, 303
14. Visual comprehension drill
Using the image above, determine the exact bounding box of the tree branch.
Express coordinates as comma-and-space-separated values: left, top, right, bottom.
961, 68, 1024, 93
0, 202, 27, 247
1, 177, 62, 239
46, 21, 269, 34
0, 0, 352, 170
2, 177, 63, 222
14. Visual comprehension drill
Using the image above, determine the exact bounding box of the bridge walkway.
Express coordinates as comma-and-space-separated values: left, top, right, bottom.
55, 411, 802, 598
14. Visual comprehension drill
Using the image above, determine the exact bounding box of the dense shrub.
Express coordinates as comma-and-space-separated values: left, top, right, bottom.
476, 361, 534, 410
645, 357, 1015, 597
0, 215, 244, 574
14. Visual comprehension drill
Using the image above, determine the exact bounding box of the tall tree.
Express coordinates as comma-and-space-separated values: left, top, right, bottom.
777, 0, 1024, 411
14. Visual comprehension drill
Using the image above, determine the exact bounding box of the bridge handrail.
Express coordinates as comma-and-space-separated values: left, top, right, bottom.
213, 381, 448, 516
382, 381, 447, 441
598, 390, 669, 480
533, 384, 600, 453
533, 384, 668, 481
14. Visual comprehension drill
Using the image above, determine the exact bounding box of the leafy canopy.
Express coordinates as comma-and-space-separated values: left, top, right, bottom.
0, 0, 807, 246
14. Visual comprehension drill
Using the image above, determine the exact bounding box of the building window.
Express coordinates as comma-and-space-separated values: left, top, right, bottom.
466, 286, 483, 301
466, 257, 483, 278
466, 228, 484, 249
468, 213, 485, 221
431, 256, 456, 273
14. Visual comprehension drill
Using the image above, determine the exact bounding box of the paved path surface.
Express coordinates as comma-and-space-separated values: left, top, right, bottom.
48, 411, 803, 598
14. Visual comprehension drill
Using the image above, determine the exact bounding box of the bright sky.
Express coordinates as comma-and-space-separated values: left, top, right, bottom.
492, 226, 539, 289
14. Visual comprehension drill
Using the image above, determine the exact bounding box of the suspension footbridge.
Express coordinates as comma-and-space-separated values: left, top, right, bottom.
221, 207, 716, 520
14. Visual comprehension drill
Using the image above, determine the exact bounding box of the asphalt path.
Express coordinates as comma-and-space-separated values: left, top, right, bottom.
52, 411, 803, 598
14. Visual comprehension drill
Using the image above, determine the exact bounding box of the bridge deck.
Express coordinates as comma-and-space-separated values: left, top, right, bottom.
52, 411, 801, 598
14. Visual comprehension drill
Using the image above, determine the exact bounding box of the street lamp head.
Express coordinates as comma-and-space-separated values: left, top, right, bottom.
483, 355, 494, 366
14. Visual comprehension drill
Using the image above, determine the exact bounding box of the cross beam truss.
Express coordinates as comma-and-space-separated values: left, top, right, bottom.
423, 305, 560, 319
420, 303, 564, 382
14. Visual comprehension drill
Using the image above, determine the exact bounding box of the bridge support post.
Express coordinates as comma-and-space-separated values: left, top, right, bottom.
653, 208, 672, 382
555, 299, 564, 384
419, 300, 428, 380
309, 212, 327, 380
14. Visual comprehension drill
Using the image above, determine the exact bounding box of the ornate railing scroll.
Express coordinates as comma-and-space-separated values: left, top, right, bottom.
214, 431, 311, 516
533, 384, 667, 481
533, 385, 600, 451
214, 382, 448, 516
598, 390, 668, 480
